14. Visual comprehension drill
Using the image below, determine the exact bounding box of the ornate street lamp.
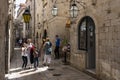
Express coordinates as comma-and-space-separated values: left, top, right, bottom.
52, 5, 58, 16
23, 9, 31, 23
23, 9, 31, 38
70, 0, 79, 18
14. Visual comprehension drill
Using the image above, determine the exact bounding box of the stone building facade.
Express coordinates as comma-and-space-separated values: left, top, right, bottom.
6, 0, 16, 74
32, 0, 120, 80
16, 3, 28, 39
70, 0, 120, 80
33, 0, 43, 48
38, 0, 71, 48
0, 0, 8, 79
8, 0, 16, 59
47, 0, 70, 42
16, 0, 33, 40
28, 0, 36, 43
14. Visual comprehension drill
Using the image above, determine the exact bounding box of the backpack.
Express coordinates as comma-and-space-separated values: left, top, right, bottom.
45, 42, 52, 54
30, 45, 34, 54
48, 47, 52, 52
50, 42, 52, 47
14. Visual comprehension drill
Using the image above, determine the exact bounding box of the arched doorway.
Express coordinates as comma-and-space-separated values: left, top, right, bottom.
43, 29, 47, 39
78, 16, 96, 70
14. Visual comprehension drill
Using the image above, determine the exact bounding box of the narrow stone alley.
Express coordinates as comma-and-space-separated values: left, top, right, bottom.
5, 48, 97, 80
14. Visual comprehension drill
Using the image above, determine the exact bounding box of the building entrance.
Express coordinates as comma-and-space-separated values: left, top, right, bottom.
78, 16, 96, 70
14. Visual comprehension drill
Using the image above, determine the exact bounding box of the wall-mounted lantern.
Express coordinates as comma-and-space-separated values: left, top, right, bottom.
23, 9, 31, 23
70, 2, 79, 18
52, 5, 58, 16
69, 0, 86, 18
23, 8, 31, 38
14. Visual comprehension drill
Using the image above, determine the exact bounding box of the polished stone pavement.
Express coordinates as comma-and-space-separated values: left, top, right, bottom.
6, 48, 97, 80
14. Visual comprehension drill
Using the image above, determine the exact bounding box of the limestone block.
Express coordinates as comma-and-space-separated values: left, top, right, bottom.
112, 68, 120, 80
111, 19, 120, 26
108, 26, 113, 33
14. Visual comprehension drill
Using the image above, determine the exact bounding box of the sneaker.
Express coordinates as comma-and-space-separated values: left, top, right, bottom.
43, 63, 46, 66
34, 67, 37, 70
47, 63, 50, 67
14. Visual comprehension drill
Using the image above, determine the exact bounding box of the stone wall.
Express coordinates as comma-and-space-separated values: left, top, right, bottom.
0, 0, 8, 79
97, 0, 120, 80
70, 0, 120, 80
41, 0, 71, 47
34, 0, 71, 50
37, 0, 120, 80
35, 0, 43, 48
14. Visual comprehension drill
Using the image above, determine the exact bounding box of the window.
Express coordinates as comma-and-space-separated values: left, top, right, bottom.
78, 18, 87, 50
78, 16, 95, 51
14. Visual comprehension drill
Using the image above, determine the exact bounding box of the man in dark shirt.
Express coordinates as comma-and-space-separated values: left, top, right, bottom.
54, 35, 60, 59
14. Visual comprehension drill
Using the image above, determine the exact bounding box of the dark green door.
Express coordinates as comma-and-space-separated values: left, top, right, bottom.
78, 16, 96, 69
86, 17, 96, 69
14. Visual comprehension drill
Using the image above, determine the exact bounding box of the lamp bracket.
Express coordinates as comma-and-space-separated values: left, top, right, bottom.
71, 0, 86, 9
76, 1, 86, 9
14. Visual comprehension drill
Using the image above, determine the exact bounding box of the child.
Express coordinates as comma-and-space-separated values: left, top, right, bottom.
33, 47, 39, 69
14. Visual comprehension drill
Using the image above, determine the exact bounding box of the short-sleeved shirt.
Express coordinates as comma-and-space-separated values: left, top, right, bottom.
21, 47, 28, 56
55, 38, 60, 47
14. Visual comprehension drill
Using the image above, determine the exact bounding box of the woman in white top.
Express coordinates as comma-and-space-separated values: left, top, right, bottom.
21, 43, 28, 69
26, 39, 34, 68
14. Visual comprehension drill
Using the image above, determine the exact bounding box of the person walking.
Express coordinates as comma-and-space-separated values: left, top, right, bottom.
33, 47, 39, 70
62, 43, 71, 64
43, 38, 52, 66
21, 43, 28, 69
19, 38, 23, 47
54, 35, 60, 59
40, 39, 46, 63
27, 39, 34, 68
